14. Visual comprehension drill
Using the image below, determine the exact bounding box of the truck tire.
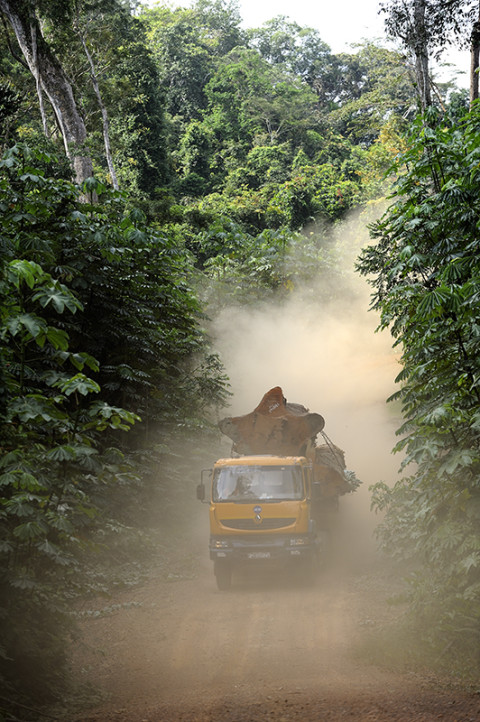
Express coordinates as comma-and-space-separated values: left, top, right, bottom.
214, 560, 232, 591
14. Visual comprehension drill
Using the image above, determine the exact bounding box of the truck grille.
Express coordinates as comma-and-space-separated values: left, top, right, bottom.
220, 518, 296, 530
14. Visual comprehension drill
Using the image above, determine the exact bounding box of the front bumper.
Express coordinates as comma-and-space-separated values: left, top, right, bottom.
209, 534, 318, 565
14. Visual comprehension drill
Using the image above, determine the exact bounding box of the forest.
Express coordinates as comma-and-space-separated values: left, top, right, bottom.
1, 0, 480, 715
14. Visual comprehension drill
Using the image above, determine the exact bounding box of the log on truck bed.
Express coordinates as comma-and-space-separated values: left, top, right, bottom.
313, 443, 353, 497
218, 386, 325, 457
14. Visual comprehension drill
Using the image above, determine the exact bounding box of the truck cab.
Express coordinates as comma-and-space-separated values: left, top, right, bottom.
198, 455, 320, 590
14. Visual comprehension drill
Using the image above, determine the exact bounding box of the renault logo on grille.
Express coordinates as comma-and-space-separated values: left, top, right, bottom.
253, 505, 262, 525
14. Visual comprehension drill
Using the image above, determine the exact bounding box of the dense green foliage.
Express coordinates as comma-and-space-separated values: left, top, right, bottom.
0, 143, 229, 705
0, 0, 475, 712
143, 10, 414, 229
358, 105, 480, 671
0, 0, 417, 222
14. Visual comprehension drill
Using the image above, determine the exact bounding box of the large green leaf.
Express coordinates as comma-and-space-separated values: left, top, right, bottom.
53, 373, 101, 397
32, 283, 83, 314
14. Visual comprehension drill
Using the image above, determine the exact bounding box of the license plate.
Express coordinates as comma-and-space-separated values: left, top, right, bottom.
248, 551, 271, 559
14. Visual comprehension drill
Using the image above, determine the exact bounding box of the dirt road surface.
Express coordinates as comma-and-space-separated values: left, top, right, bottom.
72, 509, 479, 722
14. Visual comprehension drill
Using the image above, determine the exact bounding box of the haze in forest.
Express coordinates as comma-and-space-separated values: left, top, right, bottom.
208, 209, 402, 558
3, 0, 480, 711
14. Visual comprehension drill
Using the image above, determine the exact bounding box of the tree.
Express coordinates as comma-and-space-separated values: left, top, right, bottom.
357, 104, 480, 667
203, 48, 318, 161
248, 15, 333, 82
470, 1, 480, 103
0, 0, 169, 196
381, 0, 479, 108
0, 0, 93, 183
0, 141, 230, 705
381, 0, 432, 109
1, 142, 226, 440
193, 0, 245, 55
48, 0, 170, 196
413, 0, 432, 108
190, 216, 353, 313
0, 145, 136, 703
73, 2, 118, 189
327, 42, 415, 145
139, 4, 415, 214
140, 0, 244, 125
0, 79, 21, 147
141, 5, 212, 123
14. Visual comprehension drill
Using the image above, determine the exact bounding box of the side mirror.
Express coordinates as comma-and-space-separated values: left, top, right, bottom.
198, 468, 212, 503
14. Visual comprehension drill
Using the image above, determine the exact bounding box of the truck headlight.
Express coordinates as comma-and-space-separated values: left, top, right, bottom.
212, 539, 230, 549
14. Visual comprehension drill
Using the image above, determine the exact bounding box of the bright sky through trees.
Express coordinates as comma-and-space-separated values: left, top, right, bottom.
143, 0, 469, 86
237, 0, 386, 51
143, 0, 386, 51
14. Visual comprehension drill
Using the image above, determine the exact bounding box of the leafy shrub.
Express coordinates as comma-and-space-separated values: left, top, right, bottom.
0, 143, 229, 706
358, 106, 480, 672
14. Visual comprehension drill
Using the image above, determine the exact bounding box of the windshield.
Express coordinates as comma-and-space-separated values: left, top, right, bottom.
212, 464, 304, 502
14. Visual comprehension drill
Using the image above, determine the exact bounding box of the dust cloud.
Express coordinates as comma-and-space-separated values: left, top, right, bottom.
71, 213, 455, 722
209, 207, 403, 563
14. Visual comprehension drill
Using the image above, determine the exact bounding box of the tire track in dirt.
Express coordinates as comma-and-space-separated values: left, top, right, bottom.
73, 564, 363, 713
72, 541, 479, 721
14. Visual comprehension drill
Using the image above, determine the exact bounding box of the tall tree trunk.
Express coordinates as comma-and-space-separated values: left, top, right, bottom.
77, 24, 119, 190
0, 0, 93, 185
470, 4, 480, 106
30, 22, 48, 137
413, 0, 432, 110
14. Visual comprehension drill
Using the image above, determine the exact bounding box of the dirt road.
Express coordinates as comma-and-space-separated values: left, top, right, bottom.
72, 508, 479, 722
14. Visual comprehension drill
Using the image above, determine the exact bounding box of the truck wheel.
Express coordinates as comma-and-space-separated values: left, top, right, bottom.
214, 560, 232, 591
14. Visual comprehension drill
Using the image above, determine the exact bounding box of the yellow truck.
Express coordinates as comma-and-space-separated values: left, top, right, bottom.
197, 387, 359, 590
